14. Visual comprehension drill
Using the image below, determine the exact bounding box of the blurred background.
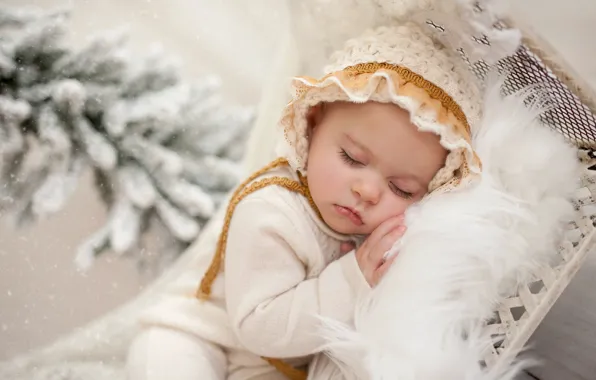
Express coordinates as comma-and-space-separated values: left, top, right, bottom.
0, 1, 595, 379
0, 0, 288, 360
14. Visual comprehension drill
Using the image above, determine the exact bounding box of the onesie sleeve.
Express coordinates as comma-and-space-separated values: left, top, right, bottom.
224, 195, 371, 358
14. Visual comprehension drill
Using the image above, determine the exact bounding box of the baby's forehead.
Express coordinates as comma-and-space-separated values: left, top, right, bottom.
323, 102, 417, 133
325, 102, 426, 136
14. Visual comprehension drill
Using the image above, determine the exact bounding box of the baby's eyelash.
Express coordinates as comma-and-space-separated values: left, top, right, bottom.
340, 150, 413, 199
389, 182, 413, 199
339, 149, 360, 166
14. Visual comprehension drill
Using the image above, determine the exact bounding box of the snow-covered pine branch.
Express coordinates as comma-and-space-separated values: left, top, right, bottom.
0, 7, 254, 273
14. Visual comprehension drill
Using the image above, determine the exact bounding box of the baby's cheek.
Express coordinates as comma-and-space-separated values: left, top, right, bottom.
322, 160, 349, 189
377, 197, 409, 221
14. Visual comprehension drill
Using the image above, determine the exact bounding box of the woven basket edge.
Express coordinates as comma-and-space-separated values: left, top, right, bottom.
503, 14, 596, 115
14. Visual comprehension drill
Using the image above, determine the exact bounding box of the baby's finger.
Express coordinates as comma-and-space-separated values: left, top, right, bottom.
367, 215, 405, 245
371, 226, 406, 263
373, 254, 398, 286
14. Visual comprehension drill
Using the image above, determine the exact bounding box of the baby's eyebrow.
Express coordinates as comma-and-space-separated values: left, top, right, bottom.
393, 173, 425, 188
344, 133, 371, 155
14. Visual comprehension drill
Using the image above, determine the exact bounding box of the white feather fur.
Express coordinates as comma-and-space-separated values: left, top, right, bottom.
312, 78, 580, 380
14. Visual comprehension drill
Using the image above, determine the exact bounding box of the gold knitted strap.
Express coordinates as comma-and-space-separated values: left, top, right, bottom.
263, 357, 308, 380
196, 157, 320, 298
341, 62, 472, 137
195, 158, 313, 380
197, 175, 317, 298
196, 157, 289, 299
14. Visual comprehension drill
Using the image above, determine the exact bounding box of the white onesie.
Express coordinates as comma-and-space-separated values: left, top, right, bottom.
126, 163, 370, 380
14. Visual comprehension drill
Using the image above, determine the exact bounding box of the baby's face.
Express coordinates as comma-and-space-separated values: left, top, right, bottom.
306, 101, 447, 235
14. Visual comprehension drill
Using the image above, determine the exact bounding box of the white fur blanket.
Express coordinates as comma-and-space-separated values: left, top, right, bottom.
310, 80, 581, 380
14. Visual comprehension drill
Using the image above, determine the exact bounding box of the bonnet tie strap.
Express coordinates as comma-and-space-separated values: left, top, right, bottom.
196, 157, 317, 299
196, 157, 318, 380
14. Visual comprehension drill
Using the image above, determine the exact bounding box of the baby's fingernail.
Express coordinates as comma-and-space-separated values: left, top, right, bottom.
396, 215, 405, 222
396, 225, 406, 234
383, 249, 399, 262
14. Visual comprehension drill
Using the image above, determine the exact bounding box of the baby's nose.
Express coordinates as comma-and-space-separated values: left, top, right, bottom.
352, 180, 381, 204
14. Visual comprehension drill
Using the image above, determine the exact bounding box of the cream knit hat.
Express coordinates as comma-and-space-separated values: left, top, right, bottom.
277, 0, 522, 193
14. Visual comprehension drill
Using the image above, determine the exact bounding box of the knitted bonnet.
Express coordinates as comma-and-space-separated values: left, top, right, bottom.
277, 0, 522, 193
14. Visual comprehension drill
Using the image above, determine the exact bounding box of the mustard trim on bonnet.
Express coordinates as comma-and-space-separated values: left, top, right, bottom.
309, 62, 471, 139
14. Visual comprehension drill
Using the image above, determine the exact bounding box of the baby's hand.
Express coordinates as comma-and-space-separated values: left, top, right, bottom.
356, 215, 406, 287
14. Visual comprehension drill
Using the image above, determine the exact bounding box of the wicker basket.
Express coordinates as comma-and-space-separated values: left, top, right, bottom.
484, 167, 596, 367
469, 16, 596, 367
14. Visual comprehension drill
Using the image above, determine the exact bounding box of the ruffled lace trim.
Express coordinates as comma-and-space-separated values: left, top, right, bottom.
278, 64, 482, 192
